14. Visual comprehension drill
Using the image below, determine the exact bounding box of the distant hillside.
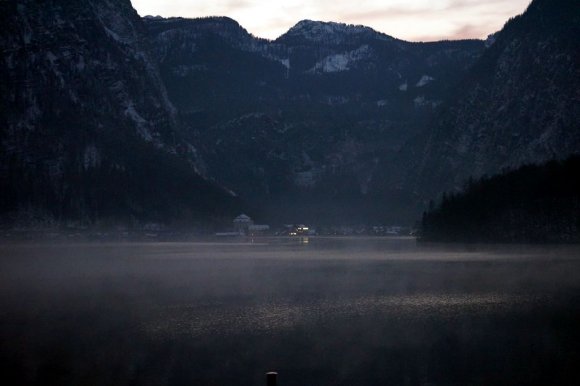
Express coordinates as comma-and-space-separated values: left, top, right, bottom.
143, 0, 579, 224
144, 16, 484, 223
420, 156, 580, 243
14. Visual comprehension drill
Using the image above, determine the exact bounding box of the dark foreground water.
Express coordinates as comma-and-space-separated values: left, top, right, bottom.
1, 238, 579, 386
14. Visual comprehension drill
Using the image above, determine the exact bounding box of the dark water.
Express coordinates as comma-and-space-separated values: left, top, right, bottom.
1, 238, 579, 385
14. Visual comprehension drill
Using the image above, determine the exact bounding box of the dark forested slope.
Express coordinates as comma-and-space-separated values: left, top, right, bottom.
421, 156, 580, 243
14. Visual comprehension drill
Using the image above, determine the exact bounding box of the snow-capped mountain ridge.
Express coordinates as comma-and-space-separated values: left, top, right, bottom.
277, 19, 396, 46
286, 19, 389, 38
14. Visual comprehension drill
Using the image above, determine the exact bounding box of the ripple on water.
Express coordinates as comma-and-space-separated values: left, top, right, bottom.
141, 292, 548, 338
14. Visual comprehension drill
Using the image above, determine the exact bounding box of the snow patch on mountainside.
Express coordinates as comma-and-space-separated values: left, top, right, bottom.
414, 96, 427, 108
319, 54, 348, 72
416, 75, 435, 87
124, 104, 152, 141
309, 45, 372, 73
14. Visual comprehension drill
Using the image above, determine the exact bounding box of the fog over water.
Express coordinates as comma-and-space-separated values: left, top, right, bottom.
1, 238, 579, 385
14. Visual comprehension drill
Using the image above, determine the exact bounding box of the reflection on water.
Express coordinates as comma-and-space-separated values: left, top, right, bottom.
144, 292, 548, 338
1, 238, 579, 386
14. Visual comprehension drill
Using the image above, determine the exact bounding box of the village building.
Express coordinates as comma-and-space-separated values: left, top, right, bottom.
248, 224, 270, 236
231, 214, 271, 236
233, 214, 253, 234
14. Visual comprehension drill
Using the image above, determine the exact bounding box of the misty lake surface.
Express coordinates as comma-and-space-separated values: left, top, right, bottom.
1, 237, 579, 385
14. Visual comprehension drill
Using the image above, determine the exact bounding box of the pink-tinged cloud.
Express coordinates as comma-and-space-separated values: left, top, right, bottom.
131, 0, 532, 41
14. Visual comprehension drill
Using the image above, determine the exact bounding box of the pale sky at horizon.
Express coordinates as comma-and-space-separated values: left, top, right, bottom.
131, 0, 532, 42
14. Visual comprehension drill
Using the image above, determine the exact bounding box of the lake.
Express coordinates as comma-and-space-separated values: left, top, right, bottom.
1, 237, 579, 385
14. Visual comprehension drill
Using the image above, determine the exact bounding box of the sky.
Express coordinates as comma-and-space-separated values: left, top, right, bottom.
131, 0, 532, 42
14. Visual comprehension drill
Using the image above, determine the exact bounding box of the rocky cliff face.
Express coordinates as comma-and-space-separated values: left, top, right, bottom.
415, 0, 580, 198
0, 0, 238, 228
144, 16, 484, 223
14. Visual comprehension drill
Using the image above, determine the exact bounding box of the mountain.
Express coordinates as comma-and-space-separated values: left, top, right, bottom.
0, 0, 239, 228
414, 0, 580, 199
3, 0, 575, 228
144, 16, 485, 223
